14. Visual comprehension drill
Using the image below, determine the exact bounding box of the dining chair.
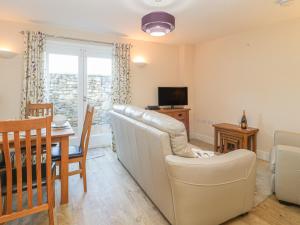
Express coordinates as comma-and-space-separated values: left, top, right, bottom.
51, 104, 94, 192
26, 102, 57, 149
0, 117, 55, 225
26, 102, 54, 121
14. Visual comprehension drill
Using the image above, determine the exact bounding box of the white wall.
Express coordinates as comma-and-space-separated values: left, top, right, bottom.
2, 18, 300, 157
131, 41, 183, 107
0, 20, 188, 119
178, 45, 196, 132
0, 21, 24, 119
192, 19, 300, 155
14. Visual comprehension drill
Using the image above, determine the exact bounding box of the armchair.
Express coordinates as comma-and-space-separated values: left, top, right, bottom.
271, 130, 300, 205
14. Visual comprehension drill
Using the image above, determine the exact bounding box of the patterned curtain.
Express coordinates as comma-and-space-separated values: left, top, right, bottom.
20, 31, 46, 118
112, 43, 132, 105
111, 43, 132, 151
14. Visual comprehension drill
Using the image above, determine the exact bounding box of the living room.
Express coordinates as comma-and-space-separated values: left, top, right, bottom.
0, 0, 299, 225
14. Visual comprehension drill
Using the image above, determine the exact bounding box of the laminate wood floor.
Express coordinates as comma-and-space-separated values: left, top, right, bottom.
6, 142, 300, 225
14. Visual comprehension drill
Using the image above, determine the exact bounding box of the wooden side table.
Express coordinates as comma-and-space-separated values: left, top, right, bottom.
213, 123, 259, 153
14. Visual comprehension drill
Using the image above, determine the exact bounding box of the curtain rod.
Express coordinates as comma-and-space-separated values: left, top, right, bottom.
20, 31, 114, 46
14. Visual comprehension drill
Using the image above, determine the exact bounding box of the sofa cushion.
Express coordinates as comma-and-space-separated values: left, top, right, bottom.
124, 106, 145, 121
142, 111, 197, 158
113, 105, 127, 114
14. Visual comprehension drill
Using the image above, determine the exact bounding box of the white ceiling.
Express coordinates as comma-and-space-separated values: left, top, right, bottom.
0, 0, 300, 44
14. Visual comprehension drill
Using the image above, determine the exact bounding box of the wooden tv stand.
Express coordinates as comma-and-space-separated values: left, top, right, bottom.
155, 108, 191, 140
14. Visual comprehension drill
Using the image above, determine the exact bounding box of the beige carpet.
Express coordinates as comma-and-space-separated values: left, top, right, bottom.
190, 139, 272, 207
254, 158, 273, 206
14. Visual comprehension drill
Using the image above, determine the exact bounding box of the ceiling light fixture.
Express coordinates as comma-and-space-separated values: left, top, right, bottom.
141, 11, 175, 37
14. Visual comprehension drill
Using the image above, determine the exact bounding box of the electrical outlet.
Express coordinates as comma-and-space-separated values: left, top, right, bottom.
195, 118, 202, 123
196, 119, 215, 126
207, 120, 214, 125
196, 119, 205, 124
276, 0, 293, 6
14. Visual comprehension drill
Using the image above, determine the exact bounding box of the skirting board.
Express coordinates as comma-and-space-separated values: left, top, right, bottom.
190, 132, 270, 162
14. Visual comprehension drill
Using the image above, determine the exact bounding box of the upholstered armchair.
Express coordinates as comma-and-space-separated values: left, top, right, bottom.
271, 130, 300, 205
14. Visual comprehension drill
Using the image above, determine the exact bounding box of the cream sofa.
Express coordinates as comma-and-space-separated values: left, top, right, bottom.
110, 105, 256, 225
271, 130, 300, 205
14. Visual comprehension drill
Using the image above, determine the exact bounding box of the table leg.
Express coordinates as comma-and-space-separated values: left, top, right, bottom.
60, 136, 69, 204
253, 134, 257, 153
220, 133, 224, 153
224, 139, 228, 153
243, 135, 248, 150
214, 129, 218, 152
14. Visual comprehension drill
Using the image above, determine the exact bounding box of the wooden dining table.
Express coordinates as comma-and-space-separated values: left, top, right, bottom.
0, 121, 75, 205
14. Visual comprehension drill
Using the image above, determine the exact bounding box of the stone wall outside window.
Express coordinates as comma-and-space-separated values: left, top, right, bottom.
48, 73, 112, 128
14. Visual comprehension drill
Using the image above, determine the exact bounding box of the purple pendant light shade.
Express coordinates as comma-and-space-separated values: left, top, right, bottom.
142, 11, 175, 37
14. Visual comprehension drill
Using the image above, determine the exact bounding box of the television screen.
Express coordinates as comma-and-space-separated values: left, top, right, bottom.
158, 87, 188, 106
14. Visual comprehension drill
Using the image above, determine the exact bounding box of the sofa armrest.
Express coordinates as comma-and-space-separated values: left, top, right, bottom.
165, 149, 256, 185
276, 145, 300, 174
165, 150, 257, 225
275, 145, 300, 203
274, 130, 300, 148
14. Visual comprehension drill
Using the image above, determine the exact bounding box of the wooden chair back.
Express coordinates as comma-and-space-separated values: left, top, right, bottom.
80, 105, 94, 159
0, 117, 53, 224
26, 102, 54, 121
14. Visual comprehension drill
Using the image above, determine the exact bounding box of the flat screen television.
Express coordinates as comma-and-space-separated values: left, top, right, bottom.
158, 87, 188, 108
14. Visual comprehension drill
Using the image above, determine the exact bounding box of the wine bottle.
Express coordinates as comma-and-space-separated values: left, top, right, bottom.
241, 110, 248, 129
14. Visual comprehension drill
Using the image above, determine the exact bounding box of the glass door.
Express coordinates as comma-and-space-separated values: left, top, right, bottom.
84, 46, 113, 147
45, 40, 113, 147
46, 42, 83, 137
